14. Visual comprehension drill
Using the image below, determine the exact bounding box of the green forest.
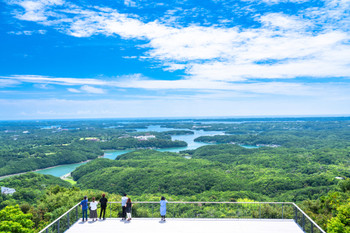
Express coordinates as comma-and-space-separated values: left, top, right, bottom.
0, 118, 349, 232
0, 121, 189, 176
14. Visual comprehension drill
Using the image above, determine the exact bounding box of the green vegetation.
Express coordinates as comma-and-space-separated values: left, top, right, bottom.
0, 173, 71, 208
193, 121, 350, 149
72, 145, 347, 201
1, 118, 350, 232
0, 205, 34, 233
0, 120, 189, 176
99, 138, 187, 150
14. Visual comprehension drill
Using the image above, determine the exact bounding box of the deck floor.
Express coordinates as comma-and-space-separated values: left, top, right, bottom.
65, 218, 304, 233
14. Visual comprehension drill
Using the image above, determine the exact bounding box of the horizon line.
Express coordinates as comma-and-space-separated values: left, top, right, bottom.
1, 114, 350, 122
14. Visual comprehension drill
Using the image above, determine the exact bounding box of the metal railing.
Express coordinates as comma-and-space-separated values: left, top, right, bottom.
38, 201, 326, 233
39, 202, 81, 233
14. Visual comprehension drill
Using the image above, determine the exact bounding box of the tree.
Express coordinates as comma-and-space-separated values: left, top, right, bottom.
0, 205, 34, 233
327, 202, 350, 233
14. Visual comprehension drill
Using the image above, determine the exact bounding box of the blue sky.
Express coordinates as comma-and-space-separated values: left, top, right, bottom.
0, 0, 350, 120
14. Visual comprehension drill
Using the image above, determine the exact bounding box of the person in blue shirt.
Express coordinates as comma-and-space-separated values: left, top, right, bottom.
80, 196, 88, 222
160, 196, 168, 221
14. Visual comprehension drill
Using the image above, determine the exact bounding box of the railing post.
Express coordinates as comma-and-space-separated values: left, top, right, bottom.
46, 229, 48, 233
259, 204, 261, 218
152, 204, 154, 218
302, 214, 305, 231
110, 202, 111, 218
67, 212, 70, 228
294, 206, 298, 224
76, 206, 78, 221
57, 219, 60, 233
311, 222, 314, 233
282, 204, 284, 219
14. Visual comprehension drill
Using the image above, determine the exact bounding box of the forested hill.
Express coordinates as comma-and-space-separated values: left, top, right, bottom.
69, 145, 350, 231
0, 173, 71, 209
0, 122, 188, 176
72, 145, 348, 201
1, 119, 350, 232
191, 121, 350, 149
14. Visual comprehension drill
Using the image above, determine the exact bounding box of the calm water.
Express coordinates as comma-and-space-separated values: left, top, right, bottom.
33, 126, 224, 177
35, 162, 88, 176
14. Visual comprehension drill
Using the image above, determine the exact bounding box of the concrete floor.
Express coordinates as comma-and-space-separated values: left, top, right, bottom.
65, 218, 304, 233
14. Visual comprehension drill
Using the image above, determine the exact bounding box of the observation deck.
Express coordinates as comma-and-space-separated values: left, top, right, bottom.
39, 202, 326, 233
65, 218, 304, 233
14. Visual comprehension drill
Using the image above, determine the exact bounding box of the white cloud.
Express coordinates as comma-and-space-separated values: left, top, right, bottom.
259, 13, 311, 30
5, 75, 107, 85
14, 0, 65, 21
67, 88, 81, 93
34, 83, 52, 89
7, 29, 47, 35
80, 85, 105, 94
3, 74, 350, 100
2, 0, 350, 119
256, 0, 309, 4
3, 0, 350, 101
0, 79, 20, 87
124, 0, 137, 7
7, 0, 350, 83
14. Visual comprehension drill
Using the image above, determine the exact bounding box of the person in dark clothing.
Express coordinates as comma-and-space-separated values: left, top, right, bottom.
99, 193, 108, 220
121, 193, 128, 220
125, 198, 133, 221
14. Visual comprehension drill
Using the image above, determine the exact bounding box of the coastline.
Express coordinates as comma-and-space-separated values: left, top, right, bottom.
0, 144, 194, 181
60, 172, 72, 179
0, 159, 93, 180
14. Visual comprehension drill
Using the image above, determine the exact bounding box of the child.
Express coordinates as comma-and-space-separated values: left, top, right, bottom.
160, 196, 168, 221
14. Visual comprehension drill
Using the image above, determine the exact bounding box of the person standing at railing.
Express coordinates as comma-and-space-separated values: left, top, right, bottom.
160, 196, 168, 221
90, 197, 98, 221
121, 193, 128, 220
125, 198, 133, 221
80, 196, 88, 222
99, 193, 108, 220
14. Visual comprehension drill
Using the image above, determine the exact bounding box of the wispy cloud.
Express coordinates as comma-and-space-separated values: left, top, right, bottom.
33, 83, 52, 89
80, 85, 105, 94
7, 30, 47, 35
67, 88, 81, 93
6, 0, 350, 84
6, 75, 107, 86
2, 74, 350, 100
1, 0, 350, 119
0, 79, 21, 87
124, 0, 137, 7
255, 0, 309, 4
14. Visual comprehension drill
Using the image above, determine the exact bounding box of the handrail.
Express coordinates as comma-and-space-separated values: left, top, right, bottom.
292, 203, 326, 233
108, 201, 294, 204
38, 202, 80, 233
38, 201, 326, 233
